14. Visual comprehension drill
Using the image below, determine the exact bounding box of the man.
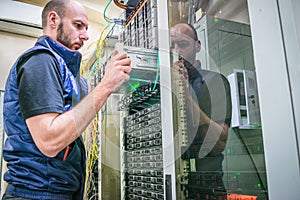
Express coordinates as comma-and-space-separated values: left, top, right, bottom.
171, 23, 232, 199
2, 0, 131, 199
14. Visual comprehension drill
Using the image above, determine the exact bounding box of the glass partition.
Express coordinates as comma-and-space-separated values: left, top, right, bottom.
168, 0, 268, 199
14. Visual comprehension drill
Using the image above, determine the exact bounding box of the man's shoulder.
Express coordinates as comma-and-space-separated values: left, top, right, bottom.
199, 68, 225, 79
199, 68, 230, 87
18, 46, 56, 66
16, 48, 59, 75
25, 46, 56, 59
195, 61, 225, 79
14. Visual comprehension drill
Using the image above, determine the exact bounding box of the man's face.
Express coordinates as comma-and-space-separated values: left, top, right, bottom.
56, 2, 89, 50
170, 24, 199, 66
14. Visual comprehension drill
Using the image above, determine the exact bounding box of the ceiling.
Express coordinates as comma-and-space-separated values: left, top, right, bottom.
17, 0, 122, 24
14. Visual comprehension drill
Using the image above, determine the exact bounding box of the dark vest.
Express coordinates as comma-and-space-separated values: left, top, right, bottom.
3, 36, 87, 199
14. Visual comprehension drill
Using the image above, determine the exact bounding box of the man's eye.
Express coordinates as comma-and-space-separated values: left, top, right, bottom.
177, 41, 189, 48
171, 41, 190, 49
75, 23, 83, 29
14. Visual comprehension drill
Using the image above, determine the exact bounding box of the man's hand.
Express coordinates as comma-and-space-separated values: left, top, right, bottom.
100, 50, 132, 94
171, 60, 189, 81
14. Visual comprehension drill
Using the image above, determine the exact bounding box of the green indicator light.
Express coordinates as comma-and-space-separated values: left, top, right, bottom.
233, 176, 236, 179
257, 183, 261, 188
258, 123, 262, 127
130, 82, 140, 92
133, 82, 140, 89
214, 15, 219, 22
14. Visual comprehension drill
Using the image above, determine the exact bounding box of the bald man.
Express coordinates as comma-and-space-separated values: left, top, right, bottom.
2, 0, 131, 199
171, 23, 232, 198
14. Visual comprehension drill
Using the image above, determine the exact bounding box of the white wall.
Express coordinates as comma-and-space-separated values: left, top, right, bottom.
0, 32, 37, 90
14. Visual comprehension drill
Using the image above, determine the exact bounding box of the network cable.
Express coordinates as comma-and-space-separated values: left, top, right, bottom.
104, 0, 126, 25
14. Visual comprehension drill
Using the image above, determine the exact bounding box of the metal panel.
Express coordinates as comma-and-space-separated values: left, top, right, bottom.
248, 0, 300, 199
277, 0, 300, 168
157, 0, 177, 199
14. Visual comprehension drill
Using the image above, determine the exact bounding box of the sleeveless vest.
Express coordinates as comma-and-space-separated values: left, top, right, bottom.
3, 36, 87, 199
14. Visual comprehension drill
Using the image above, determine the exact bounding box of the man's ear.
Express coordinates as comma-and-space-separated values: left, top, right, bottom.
48, 11, 60, 29
196, 40, 201, 52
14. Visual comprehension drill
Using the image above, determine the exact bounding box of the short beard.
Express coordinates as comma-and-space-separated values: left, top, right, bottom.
57, 22, 72, 49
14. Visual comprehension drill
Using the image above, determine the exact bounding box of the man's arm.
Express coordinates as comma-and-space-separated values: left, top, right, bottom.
187, 96, 229, 155
26, 50, 131, 157
172, 61, 230, 156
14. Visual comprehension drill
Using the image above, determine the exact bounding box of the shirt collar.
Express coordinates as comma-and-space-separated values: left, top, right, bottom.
35, 35, 82, 76
187, 60, 202, 81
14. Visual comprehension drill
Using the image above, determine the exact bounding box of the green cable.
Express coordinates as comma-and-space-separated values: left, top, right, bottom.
103, 0, 114, 23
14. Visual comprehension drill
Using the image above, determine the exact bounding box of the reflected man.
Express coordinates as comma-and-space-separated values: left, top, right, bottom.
171, 23, 232, 199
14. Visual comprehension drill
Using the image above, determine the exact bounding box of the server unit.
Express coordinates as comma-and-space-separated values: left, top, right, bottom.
228, 70, 261, 128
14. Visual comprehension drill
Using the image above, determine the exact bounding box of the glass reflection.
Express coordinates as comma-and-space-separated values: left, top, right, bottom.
169, 0, 268, 199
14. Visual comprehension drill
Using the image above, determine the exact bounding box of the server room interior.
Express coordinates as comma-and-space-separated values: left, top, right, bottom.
0, 0, 267, 200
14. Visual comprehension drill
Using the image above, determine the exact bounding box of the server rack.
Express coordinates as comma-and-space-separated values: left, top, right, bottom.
84, 0, 185, 198
84, 0, 273, 199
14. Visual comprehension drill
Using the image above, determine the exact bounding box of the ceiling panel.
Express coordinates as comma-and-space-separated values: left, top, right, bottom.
17, 0, 123, 24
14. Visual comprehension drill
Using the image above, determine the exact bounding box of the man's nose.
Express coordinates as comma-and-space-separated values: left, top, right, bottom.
80, 30, 89, 41
173, 44, 182, 55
